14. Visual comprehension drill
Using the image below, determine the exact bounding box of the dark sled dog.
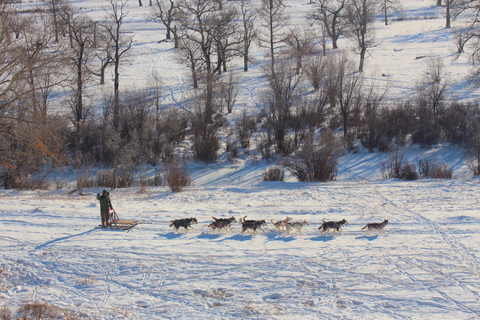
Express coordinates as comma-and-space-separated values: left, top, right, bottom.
240, 216, 266, 234
208, 216, 236, 232
318, 219, 348, 234
361, 219, 389, 234
169, 217, 198, 232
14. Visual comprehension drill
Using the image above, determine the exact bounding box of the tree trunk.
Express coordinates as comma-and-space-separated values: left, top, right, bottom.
139, 0, 143, 6
384, 3, 388, 26
446, 1, 451, 28
173, 25, 178, 48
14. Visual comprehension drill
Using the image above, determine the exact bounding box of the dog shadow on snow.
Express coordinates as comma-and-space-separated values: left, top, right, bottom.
356, 235, 379, 241
308, 235, 336, 242
159, 232, 184, 240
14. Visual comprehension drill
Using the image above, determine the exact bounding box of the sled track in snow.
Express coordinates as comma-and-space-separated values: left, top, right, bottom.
375, 187, 480, 317
377, 187, 480, 278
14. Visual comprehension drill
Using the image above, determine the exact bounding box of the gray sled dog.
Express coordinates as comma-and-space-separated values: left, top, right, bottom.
240, 216, 266, 234
318, 219, 348, 234
361, 219, 389, 234
169, 217, 198, 232
271, 216, 292, 231
208, 216, 236, 232
284, 220, 309, 234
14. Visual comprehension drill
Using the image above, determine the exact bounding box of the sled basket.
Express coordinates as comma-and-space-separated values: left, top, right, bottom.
108, 209, 139, 230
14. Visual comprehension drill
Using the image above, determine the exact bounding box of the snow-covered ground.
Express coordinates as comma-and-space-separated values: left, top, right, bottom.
2, 0, 480, 318
2, 179, 480, 319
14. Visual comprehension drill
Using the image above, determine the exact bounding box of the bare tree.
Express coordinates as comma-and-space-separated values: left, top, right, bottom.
443, 0, 469, 28
177, 0, 236, 123
43, 0, 69, 43
282, 28, 315, 75
257, 0, 289, 75
308, 0, 346, 50
151, 0, 179, 45
176, 37, 202, 89
100, 0, 133, 129
345, 0, 377, 72
379, 0, 401, 26
238, 0, 257, 72
261, 60, 303, 154
0, 2, 66, 175
213, 3, 241, 75
59, 8, 97, 128
331, 54, 363, 139
219, 71, 240, 114
416, 58, 450, 126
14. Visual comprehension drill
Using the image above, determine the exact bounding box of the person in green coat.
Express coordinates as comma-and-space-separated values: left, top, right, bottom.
97, 189, 113, 228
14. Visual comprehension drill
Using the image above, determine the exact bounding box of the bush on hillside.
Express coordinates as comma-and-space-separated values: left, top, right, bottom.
164, 161, 192, 192
284, 130, 344, 182
262, 166, 285, 182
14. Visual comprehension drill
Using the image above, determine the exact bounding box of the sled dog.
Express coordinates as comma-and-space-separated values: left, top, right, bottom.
361, 219, 389, 234
318, 219, 348, 234
271, 216, 292, 231
208, 216, 236, 232
169, 217, 198, 231
285, 220, 309, 234
240, 216, 266, 234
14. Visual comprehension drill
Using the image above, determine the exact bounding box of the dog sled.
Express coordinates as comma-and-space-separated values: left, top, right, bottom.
100, 209, 140, 230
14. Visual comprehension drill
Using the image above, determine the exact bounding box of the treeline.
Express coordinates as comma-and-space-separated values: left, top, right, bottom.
2, 0, 480, 190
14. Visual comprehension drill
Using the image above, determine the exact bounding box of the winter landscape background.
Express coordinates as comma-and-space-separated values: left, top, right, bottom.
2, 0, 480, 318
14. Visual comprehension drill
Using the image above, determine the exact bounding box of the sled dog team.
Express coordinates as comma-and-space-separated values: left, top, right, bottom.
169, 216, 389, 235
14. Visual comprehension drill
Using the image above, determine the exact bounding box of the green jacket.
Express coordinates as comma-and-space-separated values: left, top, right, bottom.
97, 190, 113, 213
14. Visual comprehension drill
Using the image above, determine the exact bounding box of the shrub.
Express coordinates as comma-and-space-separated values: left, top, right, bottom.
1, 305, 11, 320
75, 168, 95, 193
381, 148, 418, 180
164, 161, 192, 192
1, 168, 50, 190
418, 158, 452, 179
284, 130, 344, 182
236, 111, 256, 149
97, 166, 139, 189
262, 166, 285, 182
226, 140, 240, 161
399, 163, 419, 181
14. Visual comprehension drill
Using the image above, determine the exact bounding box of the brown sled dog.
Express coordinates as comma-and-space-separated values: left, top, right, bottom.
271, 216, 292, 231
361, 219, 389, 234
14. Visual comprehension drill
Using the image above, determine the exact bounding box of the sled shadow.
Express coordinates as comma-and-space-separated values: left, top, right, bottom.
356, 235, 379, 241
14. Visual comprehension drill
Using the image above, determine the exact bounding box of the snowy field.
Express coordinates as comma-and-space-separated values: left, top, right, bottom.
2, 180, 480, 319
